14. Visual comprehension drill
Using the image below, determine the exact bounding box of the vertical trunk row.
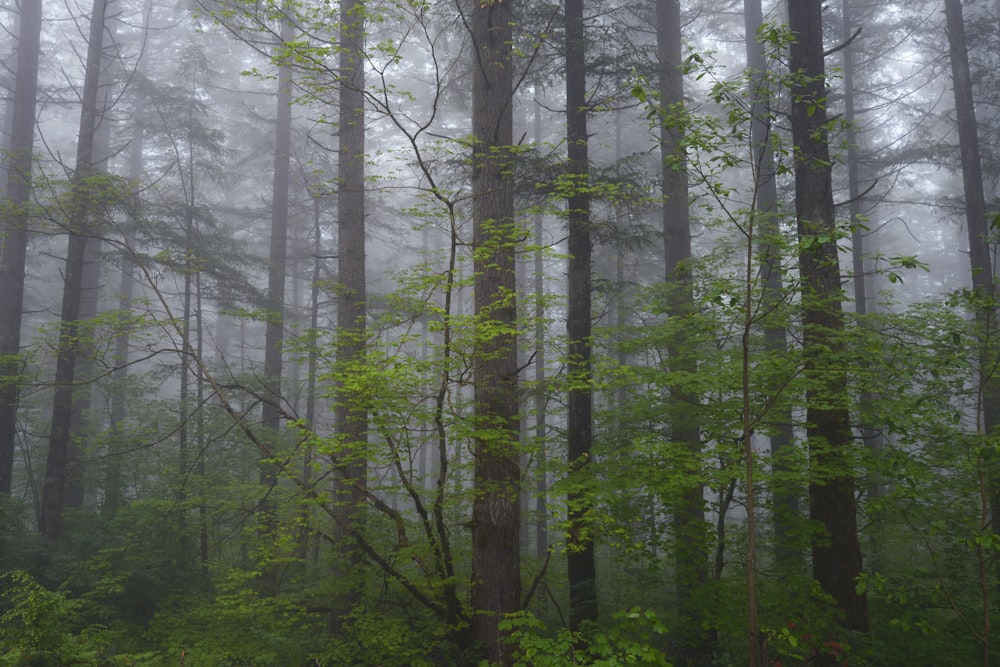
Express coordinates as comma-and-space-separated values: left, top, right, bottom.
0, 0, 42, 495
565, 0, 597, 631
657, 1, 712, 663
787, 0, 869, 640
470, 0, 520, 663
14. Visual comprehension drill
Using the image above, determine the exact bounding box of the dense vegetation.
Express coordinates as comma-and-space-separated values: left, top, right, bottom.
1, 0, 999, 665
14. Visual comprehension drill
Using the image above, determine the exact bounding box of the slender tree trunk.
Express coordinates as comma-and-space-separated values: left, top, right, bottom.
105, 66, 147, 518
565, 0, 597, 631
657, 1, 712, 662
259, 7, 294, 592
788, 0, 869, 643
744, 0, 798, 572
743, 0, 798, 662
39, 0, 108, 540
299, 194, 322, 562
0, 0, 42, 495
843, 0, 884, 510
470, 0, 520, 663
533, 98, 548, 563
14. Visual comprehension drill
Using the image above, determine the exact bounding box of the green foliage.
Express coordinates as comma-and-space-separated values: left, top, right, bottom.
498, 609, 671, 666
0, 570, 141, 666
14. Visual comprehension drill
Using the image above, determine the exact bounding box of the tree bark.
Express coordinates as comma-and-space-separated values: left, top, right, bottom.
565, 0, 597, 631
788, 0, 869, 641
39, 0, 108, 540
0, 0, 42, 495
945, 3, 998, 657
657, 1, 712, 663
470, 0, 521, 663
333, 0, 368, 620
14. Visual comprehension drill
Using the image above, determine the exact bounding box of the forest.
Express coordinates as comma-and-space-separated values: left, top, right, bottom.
0, 0, 997, 664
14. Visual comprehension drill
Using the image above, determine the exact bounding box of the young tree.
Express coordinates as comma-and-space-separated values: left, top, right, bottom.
0, 0, 42, 495
787, 0, 869, 640
470, 0, 521, 662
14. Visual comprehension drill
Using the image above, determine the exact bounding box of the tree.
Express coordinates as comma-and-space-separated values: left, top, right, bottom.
332, 0, 368, 618
787, 0, 869, 640
470, 0, 521, 662
39, 0, 110, 540
743, 0, 799, 573
564, 0, 597, 631
945, 1, 998, 658
656, 0, 712, 662
259, 3, 293, 583
0, 0, 42, 495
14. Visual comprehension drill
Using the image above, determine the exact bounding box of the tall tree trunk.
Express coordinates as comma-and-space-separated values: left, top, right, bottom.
259, 6, 294, 592
299, 194, 322, 562
105, 66, 148, 519
470, 0, 520, 663
945, 2, 997, 659
843, 0, 884, 508
565, 0, 597, 631
533, 97, 548, 563
742, 2, 793, 663
657, 1, 712, 663
39, 0, 108, 540
65, 19, 116, 510
744, 0, 798, 570
788, 0, 869, 642
333, 0, 367, 620
0, 0, 42, 495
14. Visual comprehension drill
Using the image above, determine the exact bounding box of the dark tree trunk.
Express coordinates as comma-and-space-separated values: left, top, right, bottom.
657, 1, 712, 663
565, 0, 597, 631
333, 0, 367, 620
788, 0, 869, 641
945, 0, 992, 300
39, 0, 108, 540
946, 3, 998, 655
0, 0, 42, 495
470, 0, 520, 663
65, 64, 113, 511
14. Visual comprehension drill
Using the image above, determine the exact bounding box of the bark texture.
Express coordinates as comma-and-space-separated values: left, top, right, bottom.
788, 0, 869, 639
470, 0, 521, 663
332, 0, 368, 619
565, 0, 597, 631
39, 0, 108, 540
657, 0, 712, 663
0, 0, 42, 494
